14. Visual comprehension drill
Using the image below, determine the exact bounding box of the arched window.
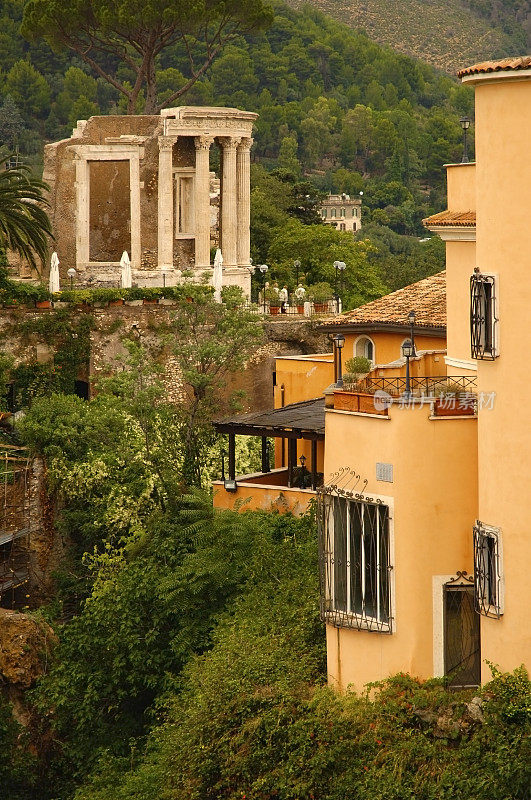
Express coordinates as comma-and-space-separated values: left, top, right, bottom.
355, 336, 375, 363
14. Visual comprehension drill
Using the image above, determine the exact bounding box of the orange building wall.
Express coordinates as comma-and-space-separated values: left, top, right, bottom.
344, 331, 445, 367
274, 355, 334, 408
467, 73, 531, 679
446, 162, 476, 211
323, 402, 478, 691
445, 239, 477, 368
212, 472, 315, 515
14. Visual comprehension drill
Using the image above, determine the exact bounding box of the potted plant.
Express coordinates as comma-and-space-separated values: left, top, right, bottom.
292, 285, 307, 315
342, 356, 372, 390
309, 282, 333, 313
108, 288, 125, 306
433, 382, 476, 416
124, 287, 144, 306
266, 287, 281, 315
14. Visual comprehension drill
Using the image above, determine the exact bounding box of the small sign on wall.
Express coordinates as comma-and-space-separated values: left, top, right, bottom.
376, 462, 393, 482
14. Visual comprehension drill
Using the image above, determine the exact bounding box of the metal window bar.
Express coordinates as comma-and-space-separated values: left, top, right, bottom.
356, 375, 477, 397
470, 273, 497, 359
318, 488, 392, 633
473, 522, 502, 618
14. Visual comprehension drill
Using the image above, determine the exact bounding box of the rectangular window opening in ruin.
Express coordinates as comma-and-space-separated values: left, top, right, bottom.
89, 160, 131, 262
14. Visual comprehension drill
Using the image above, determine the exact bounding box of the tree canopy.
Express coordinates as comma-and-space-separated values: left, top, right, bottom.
21, 0, 274, 113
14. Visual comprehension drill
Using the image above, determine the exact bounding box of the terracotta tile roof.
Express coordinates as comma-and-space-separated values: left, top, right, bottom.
323, 272, 446, 329
423, 210, 476, 227
458, 56, 531, 78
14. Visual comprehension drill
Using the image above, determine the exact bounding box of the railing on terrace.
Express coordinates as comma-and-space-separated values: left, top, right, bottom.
355, 375, 477, 397
246, 300, 338, 317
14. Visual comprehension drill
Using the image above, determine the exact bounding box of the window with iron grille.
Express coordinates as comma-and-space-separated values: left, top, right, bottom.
470, 272, 498, 359
318, 493, 392, 632
473, 522, 503, 618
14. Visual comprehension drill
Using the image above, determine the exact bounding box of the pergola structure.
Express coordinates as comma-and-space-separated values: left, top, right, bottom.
214, 398, 325, 491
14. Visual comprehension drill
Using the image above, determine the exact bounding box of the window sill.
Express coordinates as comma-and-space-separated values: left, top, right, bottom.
321, 609, 392, 634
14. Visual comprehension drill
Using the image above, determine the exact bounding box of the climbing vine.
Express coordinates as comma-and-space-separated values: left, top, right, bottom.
0, 310, 95, 410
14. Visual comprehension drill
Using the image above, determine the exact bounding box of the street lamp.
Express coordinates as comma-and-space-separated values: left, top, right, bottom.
294, 259, 301, 287
460, 117, 471, 164
333, 260, 346, 312
408, 309, 417, 356
258, 264, 268, 312
67, 267, 76, 290
334, 333, 346, 388
402, 338, 414, 399
221, 449, 237, 492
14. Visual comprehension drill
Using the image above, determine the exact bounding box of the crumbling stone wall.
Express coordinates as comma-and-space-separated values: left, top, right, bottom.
0, 306, 330, 413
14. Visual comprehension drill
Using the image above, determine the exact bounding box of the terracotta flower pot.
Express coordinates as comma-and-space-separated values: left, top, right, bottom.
434, 398, 476, 417
35, 300, 51, 308
333, 390, 387, 415
270, 306, 280, 315
109, 299, 124, 306
297, 305, 305, 315
314, 303, 328, 313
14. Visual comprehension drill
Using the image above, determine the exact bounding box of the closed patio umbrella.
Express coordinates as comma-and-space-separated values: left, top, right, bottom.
49, 252, 60, 294
213, 248, 223, 303
120, 251, 132, 289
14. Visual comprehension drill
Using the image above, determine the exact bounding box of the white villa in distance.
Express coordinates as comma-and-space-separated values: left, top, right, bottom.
321, 193, 362, 233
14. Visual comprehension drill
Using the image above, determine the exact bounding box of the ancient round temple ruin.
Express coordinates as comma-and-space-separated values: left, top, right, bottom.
43, 106, 258, 295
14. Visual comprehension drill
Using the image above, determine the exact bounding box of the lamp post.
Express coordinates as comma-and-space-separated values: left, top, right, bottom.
298, 454, 310, 489
334, 333, 346, 388
408, 309, 416, 356
333, 260, 346, 312
258, 264, 268, 312
67, 267, 76, 290
294, 259, 301, 287
460, 117, 471, 164
402, 338, 414, 399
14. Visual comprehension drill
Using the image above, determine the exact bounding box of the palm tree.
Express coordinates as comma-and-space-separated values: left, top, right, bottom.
0, 156, 52, 273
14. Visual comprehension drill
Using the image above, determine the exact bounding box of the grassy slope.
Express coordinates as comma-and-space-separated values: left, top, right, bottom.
287, 0, 524, 73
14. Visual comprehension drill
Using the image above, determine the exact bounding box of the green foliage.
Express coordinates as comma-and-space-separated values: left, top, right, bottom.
357, 222, 445, 292
345, 355, 372, 377
0, 693, 37, 799
71, 619, 531, 800
169, 287, 264, 484
0, 158, 52, 271
21, 0, 274, 114
32, 504, 319, 794
265, 218, 385, 309
5, 58, 50, 117
0, 309, 94, 408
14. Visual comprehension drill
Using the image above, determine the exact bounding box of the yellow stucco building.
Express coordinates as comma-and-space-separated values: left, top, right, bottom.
214, 56, 531, 691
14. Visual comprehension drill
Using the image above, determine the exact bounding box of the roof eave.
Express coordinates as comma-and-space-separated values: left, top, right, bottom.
424, 224, 476, 242
317, 321, 446, 335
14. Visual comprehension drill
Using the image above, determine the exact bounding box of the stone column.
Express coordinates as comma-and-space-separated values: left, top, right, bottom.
236, 137, 253, 266
219, 137, 240, 267
194, 135, 214, 268
75, 155, 90, 268
157, 136, 175, 269
129, 152, 141, 268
